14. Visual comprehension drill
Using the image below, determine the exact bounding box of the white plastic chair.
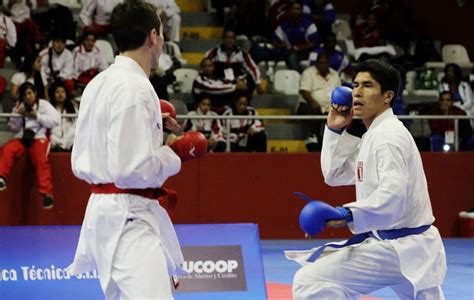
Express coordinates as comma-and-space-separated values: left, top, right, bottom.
273, 70, 300, 95
95, 39, 115, 64
442, 44, 471, 64
173, 68, 199, 94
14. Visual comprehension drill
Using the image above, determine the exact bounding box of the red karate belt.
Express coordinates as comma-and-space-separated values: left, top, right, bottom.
91, 183, 177, 215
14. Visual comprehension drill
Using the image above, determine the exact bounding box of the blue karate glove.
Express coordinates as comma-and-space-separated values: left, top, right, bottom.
295, 192, 350, 236
331, 86, 353, 109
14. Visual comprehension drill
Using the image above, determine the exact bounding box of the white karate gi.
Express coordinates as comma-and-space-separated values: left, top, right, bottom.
68, 56, 182, 300
50, 106, 77, 151
288, 109, 447, 299
39, 47, 74, 82
8, 99, 61, 139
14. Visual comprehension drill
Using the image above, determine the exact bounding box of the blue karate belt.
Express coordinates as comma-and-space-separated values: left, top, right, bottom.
307, 225, 431, 262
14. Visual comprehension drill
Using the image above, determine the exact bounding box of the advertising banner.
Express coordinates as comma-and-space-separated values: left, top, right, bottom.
0, 224, 266, 300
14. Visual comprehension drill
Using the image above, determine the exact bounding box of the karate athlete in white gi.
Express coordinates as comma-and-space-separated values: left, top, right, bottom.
68, 1, 186, 299
287, 59, 447, 299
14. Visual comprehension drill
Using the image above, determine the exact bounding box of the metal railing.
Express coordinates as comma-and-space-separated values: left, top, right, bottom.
1, 113, 472, 152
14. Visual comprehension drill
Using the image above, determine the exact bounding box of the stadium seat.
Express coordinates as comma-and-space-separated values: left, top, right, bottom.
173, 68, 199, 93
442, 44, 471, 64
273, 70, 300, 95
95, 40, 115, 64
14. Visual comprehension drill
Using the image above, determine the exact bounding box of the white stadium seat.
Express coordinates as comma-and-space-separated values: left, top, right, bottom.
95, 39, 115, 65
173, 68, 199, 94
273, 70, 300, 95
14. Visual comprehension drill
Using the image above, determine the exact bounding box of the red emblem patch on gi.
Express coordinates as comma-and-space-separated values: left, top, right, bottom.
357, 161, 363, 182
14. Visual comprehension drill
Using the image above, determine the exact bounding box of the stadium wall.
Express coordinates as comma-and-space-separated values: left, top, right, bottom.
0, 152, 472, 239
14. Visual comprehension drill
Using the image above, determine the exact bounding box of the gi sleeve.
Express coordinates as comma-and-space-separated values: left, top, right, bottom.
321, 125, 360, 186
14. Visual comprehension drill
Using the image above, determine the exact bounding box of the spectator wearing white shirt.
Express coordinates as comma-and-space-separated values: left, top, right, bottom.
39, 33, 74, 92
79, 0, 123, 37
0, 6, 16, 67
48, 80, 77, 152
222, 94, 267, 152
72, 31, 109, 87
11, 53, 47, 101
297, 52, 341, 151
146, 0, 181, 43
183, 96, 226, 152
0, 82, 61, 209
2, 0, 41, 58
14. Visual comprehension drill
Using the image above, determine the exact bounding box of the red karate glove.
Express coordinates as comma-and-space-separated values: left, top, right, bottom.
170, 131, 208, 162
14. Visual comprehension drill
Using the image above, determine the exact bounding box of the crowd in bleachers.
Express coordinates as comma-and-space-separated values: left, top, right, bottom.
0, 0, 472, 207
0, 0, 473, 164
199, 0, 474, 152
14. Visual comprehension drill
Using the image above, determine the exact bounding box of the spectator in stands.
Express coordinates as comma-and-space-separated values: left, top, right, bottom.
49, 79, 77, 152
79, 0, 123, 37
146, 0, 181, 43
353, 11, 385, 48
10, 53, 47, 101
183, 96, 226, 152
272, 1, 320, 72
222, 94, 267, 152
0, 82, 60, 208
206, 29, 264, 99
429, 91, 472, 151
193, 57, 246, 112
2, 0, 41, 60
39, 32, 74, 92
351, 0, 412, 51
308, 32, 351, 75
302, 0, 335, 39
438, 63, 473, 117
297, 52, 341, 151
72, 31, 109, 89
350, 0, 391, 29
0, 5, 17, 68
268, 0, 290, 35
